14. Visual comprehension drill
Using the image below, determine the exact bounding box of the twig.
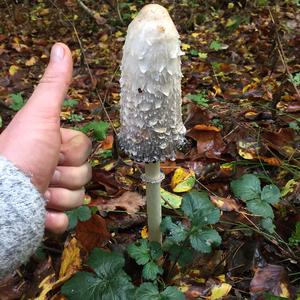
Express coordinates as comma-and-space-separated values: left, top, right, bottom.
75, 0, 106, 25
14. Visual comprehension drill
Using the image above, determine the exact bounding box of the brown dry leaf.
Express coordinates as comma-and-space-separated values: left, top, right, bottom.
25, 56, 37, 66
97, 191, 145, 214
210, 195, 240, 212
101, 134, 114, 150
92, 167, 120, 195
59, 238, 82, 279
250, 264, 291, 298
0, 274, 24, 300
187, 124, 226, 159
76, 214, 111, 252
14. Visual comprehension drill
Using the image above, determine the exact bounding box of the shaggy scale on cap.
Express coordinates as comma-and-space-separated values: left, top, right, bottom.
0, 156, 45, 279
118, 4, 186, 162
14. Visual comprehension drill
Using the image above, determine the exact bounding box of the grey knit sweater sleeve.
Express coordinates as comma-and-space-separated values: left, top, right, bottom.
0, 156, 46, 279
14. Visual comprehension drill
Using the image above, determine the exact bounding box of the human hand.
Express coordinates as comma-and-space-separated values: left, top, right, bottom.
0, 43, 92, 233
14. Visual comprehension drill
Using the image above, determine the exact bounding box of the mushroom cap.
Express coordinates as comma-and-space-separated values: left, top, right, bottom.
118, 4, 186, 162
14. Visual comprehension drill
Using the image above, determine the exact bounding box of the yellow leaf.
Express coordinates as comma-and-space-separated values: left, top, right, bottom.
115, 31, 123, 38
171, 167, 195, 193
209, 283, 232, 300
25, 56, 37, 66
238, 148, 255, 160
191, 32, 200, 38
59, 238, 82, 279
129, 5, 137, 11
181, 43, 191, 51
9, 65, 19, 76
228, 2, 235, 8
281, 179, 297, 197
140, 225, 148, 239
35, 274, 56, 300
279, 283, 290, 298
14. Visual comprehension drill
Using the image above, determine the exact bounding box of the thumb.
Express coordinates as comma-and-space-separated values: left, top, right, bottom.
26, 43, 73, 120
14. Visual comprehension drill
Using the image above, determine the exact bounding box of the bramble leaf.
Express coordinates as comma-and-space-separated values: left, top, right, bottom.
261, 184, 281, 204
246, 200, 274, 218
190, 228, 221, 253
168, 244, 194, 267
161, 217, 188, 243
128, 239, 150, 265
142, 261, 163, 281
66, 206, 91, 230
231, 174, 261, 201
61, 248, 133, 300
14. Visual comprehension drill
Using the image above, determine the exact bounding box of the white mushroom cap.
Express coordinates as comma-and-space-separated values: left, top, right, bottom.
118, 4, 186, 162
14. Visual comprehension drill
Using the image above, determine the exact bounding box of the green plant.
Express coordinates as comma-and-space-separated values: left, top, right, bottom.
80, 120, 109, 140
289, 222, 300, 246
187, 92, 209, 107
63, 98, 79, 108
9, 92, 25, 111
67, 113, 84, 122
289, 72, 300, 86
61, 248, 134, 300
66, 205, 92, 230
289, 118, 300, 130
209, 40, 222, 51
231, 174, 281, 233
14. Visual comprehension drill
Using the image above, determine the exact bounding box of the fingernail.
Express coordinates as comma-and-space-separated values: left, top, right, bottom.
44, 190, 51, 201
59, 153, 65, 164
52, 169, 61, 183
50, 43, 65, 62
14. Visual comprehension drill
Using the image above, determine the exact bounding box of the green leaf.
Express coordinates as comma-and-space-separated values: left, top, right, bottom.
246, 200, 274, 218
168, 244, 194, 267
80, 121, 109, 140
190, 228, 221, 253
135, 283, 184, 300
192, 206, 220, 227
66, 209, 78, 230
261, 184, 281, 204
77, 206, 92, 221
61, 248, 133, 300
142, 261, 163, 281
289, 222, 300, 246
209, 40, 222, 51
9, 93, 25, 111
187, 92, 209, 107
128, 239, 150, 265
160, 217, 188, 243
261, 217, 275, 233
161, 188, 182, 209
63, 98, 78, 108
231, 174, 261, 201
149, 242, 163, 260
264, 292, 289, 300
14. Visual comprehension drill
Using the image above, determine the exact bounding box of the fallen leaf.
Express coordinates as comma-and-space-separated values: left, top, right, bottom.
250, 264, 291, 298
140, 225, 148, 239
210, 195, 240, 212
9, 65, 19, 76
59, 238, 82, 279
25, 56, 37, 66
97, 191, 145, 214
171, 167, 196, 193
161, 188, 182, 209
76, 214, 111, 252
209, 283, 232, 300
35, 274, 56, 300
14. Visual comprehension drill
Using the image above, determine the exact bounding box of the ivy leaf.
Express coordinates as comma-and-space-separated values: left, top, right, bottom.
135, 283, 184, 300
128, 239, 150, 265
181, 191, 214, 217
61, 248, 133, 300
231, 174, 261, 201
160, 217, 188, 243
261, 184, 281, 204
142, 261, 163, 281
190, 228, 221, 253
261, 217, 276, 233
246, 200, 274, 218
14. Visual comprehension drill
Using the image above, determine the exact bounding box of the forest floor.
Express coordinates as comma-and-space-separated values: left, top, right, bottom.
0, 0, 300, 299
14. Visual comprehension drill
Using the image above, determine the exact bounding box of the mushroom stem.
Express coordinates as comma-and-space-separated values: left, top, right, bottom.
144, 162, 164, 243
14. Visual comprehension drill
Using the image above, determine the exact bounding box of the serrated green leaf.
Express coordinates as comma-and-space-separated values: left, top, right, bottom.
231, 174, 261, 201
161, 188, 182, 209
168, 244, 194, 267
192, 206, 220, 227
128, 239, 150, 265
181, 191, 212, 217
9, 93, 25, 111
149, 242, 163, 260
261, 184, 281, 204
246, 200, 274, 218
209, 40, 222, 51
261, 217, 276, 233
289, 222, 300, 246
62, 249, 133, 300
77, 206, 92, 222
160, 217, 188, 243
190, 228, 221, 253
161, 286, 185, 299
66, 209, 78, 230
135, 283, 160, 299
80, 121, 108, 140
142, 261, 163, 281
63, 98, 78, 108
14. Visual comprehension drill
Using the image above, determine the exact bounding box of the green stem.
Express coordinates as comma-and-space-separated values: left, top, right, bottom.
145, 162, 162, 243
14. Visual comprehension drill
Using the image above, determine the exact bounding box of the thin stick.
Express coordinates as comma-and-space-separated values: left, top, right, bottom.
144, 162, 163, 243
